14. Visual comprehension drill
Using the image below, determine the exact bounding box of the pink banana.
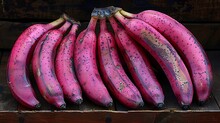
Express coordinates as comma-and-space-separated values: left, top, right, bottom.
74, 17, 113, 107
7, 16, 65, 109
114, 11, 193, 109
55, 22, 83, 104
32, 21, 71, 109
108, 17, 164, 108
120, 10, 213, 104
98, 18, 144, 109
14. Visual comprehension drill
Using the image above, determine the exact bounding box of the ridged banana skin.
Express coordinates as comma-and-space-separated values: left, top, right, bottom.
32, 22, 70, 109
55, 24, 83, 104
114, 12, 193, 108
121, 10, 213, 103
108, 17, 164, 108
74, 17, 113, 107
98, 19, 144, 109
7, 20, 63, 109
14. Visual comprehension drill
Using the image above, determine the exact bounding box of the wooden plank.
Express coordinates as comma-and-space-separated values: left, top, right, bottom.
20, 111, 157, 123
154, 112, 220, 123
0, 110, 220, 123
0, 51, 18, 110
0, 112, 19, 123
0, 111, 217, 123
0, 0, 219, 22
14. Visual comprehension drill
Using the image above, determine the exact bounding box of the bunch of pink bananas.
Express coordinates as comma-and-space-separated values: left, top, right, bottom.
7, 14, 82, 109
7, 6, 213, 110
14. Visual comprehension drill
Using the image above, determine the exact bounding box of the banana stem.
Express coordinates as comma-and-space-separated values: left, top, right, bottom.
92, 8, 106, 19
100, 18, 107, 32
87, 17, 97, 31
114, 11, 129, 27
108, 17, 121, 33
69, 24, 79, 35
58, 21, 71, 34
48, 17, 65, 28
62, 13, 81, 26
120, 10, 134, 18
107, 6, 122, 17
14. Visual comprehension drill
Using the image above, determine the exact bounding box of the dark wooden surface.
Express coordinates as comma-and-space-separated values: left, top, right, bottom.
0, 0, 219, 22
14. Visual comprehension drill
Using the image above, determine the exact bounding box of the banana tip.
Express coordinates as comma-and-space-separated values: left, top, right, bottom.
138, 102, 144, 108
106, 102, 113, 107
35, 103, 41, 109
60, 104, 66, 109
181, 105, 190, 110
156, 103, 165, 109
198, 101, 206, 106
108, 6, 122, 15
61, 13, 81, 26
75, 98, 83, 105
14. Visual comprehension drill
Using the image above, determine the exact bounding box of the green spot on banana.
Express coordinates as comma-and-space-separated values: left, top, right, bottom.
116, 65, 120, 69
37, 68, 41, 76
79, 39, 83, 43
119, 82, 125, 91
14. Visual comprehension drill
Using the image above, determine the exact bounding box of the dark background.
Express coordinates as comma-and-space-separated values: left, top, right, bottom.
0, 0, 219, 50
0, 0, 219, 22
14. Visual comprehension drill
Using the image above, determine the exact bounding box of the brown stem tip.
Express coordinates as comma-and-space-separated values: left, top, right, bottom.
59, 104, 66, 109
35, 103, 41, 109
91, 8, 109, 19
61, 13, 81, 26
107, 6, 122, 16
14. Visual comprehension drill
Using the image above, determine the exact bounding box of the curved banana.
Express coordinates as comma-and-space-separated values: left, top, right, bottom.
7, 16, 65, 109
108, 17, 164, 108
98, 18, 144, 109
114, 11, 193, 109
32, 21, 71, 109
120, 9, 213, 104
74, 17, 113, 107
55, 22, 83, 104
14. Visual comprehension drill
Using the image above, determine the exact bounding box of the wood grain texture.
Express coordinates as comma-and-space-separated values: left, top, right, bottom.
1, 111, 220, 123
20, 111, 158, 123
0, 0, 219, 22
0, 112, 19, 123
154, 112, 220, 123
